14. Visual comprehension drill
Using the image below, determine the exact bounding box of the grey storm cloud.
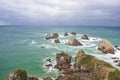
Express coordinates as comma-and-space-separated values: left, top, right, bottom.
0, 0, 120, 26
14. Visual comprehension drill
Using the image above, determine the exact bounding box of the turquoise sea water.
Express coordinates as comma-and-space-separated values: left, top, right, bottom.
0, 25, 120, 80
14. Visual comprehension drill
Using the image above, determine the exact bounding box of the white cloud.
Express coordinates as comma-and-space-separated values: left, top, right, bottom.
0, 0, 120, 25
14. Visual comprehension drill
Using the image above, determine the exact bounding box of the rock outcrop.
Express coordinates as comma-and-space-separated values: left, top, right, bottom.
44, 77, 52, 80
70, 32, 76, 35
68, 38, 82, 46
6, 69, 28, 80
81, 34, 89, 40
29, 77, 39, 80
54, 52, 71, 71
54, 39, 60, 43
98, 39, 115, 54
45, 33, 59, 40
64, 32, 68, 36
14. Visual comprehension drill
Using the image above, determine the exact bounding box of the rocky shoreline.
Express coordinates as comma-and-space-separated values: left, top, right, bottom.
6, 32, 120, 80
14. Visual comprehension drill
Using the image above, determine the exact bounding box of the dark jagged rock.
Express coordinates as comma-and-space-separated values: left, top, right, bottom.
64, 32, 68, 36
46, 58, 51, 62
51, 33, 59, 39
114, 45, 120, 50
45, 64, 53, 68
45, 33, 59, 40
111, 57, 119, 59
68, 38, 82, 46
6, 69, 27, 80
45, 34, 51, 40
70, 32, 76, 35
29, 77, 39, 80
114, 60, 119, 63
81, 34, 89, 40
54, 52, 71, 71
98, 39, 115, 54
44, 77, 52, 80
54, 39, 60, 43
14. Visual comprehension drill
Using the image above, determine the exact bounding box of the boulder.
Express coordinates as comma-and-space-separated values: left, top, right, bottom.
51, 33, 59, 39
45, 33, 59, 40
29, 77, 39, 80
54, 52, 72, 71
54, 39, 60, 43
6, 69, 27, 80
45, 34, 51, 40
70, 32, 76, 35
81, 34, 89, 40
64, 32, 68, 36
46, 58, 51, 62
44, 77, 52, 80
98, 39, 115, 54
68, 38, 82, 46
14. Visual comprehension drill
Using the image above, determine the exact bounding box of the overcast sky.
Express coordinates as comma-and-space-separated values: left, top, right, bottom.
0, 0, 120, 26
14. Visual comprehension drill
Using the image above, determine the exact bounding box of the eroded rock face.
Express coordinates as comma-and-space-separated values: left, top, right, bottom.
64, 32, 68, 36
6, 69, 27, 80
45, 33, 59, 40
54, 39, 60, 43
70, 32, 76, 35
68, 38, 82, 46
81, 34, 89, 40
74, 50, 86, 70
98, 39, 115, 54
54, 52, 71, 71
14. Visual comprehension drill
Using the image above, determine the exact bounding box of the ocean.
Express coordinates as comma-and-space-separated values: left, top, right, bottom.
0, 25, 120, 80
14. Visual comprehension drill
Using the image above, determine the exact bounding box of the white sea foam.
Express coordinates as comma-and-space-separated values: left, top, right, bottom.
91, 49, 120, 70
31, 40, 37, 45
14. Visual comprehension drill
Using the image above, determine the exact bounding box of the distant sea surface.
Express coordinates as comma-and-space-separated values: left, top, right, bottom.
0, 25, 120, 80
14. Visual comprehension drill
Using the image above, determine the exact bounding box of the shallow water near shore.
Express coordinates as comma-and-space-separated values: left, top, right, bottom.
0, 25, 120, 80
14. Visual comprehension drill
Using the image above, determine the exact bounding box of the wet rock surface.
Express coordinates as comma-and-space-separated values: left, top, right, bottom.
54, 38, 60, 43
98, 39, 115, 54
28, 77, 39, 80
81, 34, 89, 40
54, 52, 71, 71
68, 38, 82, 46
44, 77, 52, 80
64, 32, 68, 36
70, 32, 76, 35
45, 33, 59, 40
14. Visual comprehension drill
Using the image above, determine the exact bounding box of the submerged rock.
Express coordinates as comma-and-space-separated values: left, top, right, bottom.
68, 38, 82, 46
6, 69, 27, 80
98, 39, 115, 54
81, 34, 89, 40
70, 32, 76, 35
54, 52, 72, 71
64, 32, 68, 36
54, 38, 60, 43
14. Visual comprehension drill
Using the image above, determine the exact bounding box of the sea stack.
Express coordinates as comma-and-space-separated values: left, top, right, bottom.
68, 38, 82, 46
70, 32, 76, 35
54, 38, 60, 43
45, 33, 59, 40
64, 32, 68, 36
81, 34, 89, 40
98, 39, 115, 54
54, 52, 71, 71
